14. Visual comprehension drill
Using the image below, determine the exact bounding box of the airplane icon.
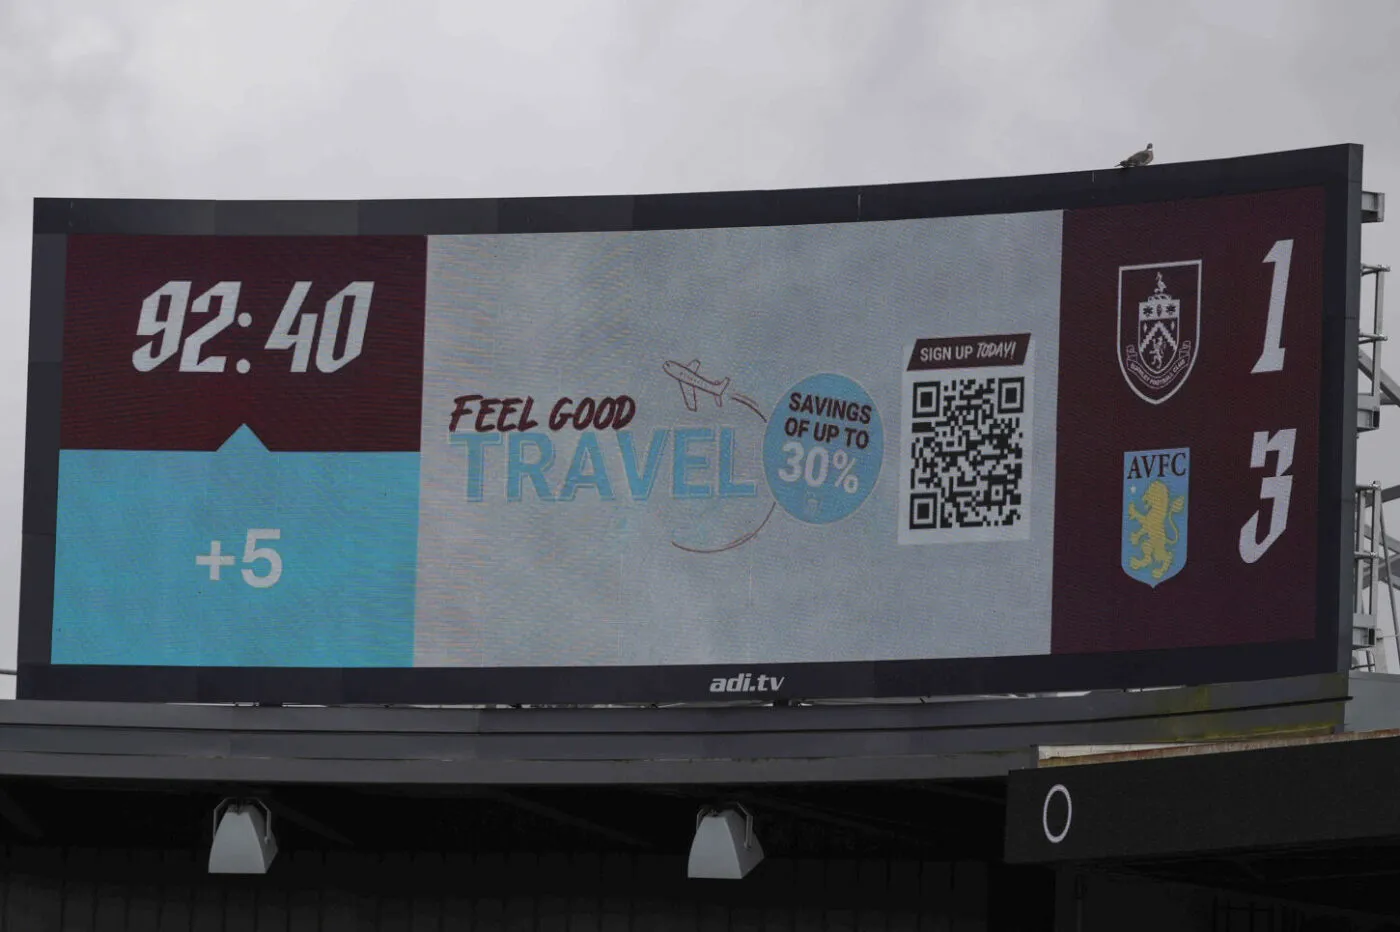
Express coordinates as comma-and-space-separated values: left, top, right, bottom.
662, 359, 730, 412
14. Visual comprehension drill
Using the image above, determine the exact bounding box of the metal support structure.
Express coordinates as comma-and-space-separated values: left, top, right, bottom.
1356, 349, 1400, 409
1353, 186, 1397, 670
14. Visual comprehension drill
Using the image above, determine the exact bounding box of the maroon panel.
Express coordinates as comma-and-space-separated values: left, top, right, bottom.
1052, 188, 1325, 653
61, 235, 426, 452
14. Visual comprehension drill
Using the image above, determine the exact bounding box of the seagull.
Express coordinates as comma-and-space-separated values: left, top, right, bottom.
1117, 143, 1154, 168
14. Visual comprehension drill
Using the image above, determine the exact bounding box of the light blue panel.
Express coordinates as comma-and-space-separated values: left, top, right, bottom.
52, 426, 420, 667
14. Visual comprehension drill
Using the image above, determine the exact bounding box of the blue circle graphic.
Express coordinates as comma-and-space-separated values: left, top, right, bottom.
763, 373, 883, 525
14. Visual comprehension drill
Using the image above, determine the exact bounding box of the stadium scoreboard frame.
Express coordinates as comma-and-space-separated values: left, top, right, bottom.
19, 144, 1362, 705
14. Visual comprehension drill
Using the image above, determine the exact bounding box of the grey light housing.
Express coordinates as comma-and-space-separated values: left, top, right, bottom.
687, 804, 764, 880
208, 798, 278, 875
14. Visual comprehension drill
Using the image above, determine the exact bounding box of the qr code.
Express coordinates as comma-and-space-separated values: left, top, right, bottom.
900, 368, 1032, 545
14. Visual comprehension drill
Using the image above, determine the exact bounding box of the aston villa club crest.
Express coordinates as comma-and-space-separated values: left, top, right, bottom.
1121, 447, 1189, 587
1117, 261, 1202, 404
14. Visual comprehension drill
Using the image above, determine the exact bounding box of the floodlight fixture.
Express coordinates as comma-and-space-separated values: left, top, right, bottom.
208, 798, 278, 874
687, 804, 764, 880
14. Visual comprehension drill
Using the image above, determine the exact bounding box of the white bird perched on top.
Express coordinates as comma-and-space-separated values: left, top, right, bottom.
1117, 143, 1154, 168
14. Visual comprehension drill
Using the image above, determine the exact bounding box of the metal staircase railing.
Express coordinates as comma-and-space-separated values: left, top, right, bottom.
1358, 264, 1389, 432
1353, 482, 1400, 671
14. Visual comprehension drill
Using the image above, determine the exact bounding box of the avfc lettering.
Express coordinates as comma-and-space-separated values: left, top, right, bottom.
1121, 447, 1190, 587
1126, 449, 1187, 483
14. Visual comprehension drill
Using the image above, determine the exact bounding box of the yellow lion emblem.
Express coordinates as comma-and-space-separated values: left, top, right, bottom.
1126, 479, 1185, 580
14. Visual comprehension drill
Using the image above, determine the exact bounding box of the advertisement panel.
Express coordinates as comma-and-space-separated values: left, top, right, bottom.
18, 145, 1360, 704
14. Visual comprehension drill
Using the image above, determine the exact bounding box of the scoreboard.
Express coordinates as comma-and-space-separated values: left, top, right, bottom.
18, 145, 1361, 705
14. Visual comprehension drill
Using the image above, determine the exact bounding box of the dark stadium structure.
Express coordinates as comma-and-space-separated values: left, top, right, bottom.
1, 676, 1400, 928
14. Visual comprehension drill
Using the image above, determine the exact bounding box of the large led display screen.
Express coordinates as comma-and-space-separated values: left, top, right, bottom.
18, 145, 1361, 704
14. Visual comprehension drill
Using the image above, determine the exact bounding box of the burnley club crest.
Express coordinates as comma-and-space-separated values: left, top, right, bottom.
1117, 260, 1203, 405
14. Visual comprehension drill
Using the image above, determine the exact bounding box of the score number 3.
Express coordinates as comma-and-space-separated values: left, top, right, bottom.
1240, 428, 1296, 564
1240, 239, 1296, 564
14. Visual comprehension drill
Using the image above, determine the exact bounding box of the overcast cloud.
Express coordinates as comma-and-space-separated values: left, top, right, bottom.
3, 0, 1399, 697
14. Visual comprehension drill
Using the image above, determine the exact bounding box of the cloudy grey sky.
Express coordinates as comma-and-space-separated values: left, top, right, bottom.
3, 0, 1400, 695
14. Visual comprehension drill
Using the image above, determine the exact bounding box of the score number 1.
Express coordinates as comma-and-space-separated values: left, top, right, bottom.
1240, 238, 1296, 565
1250, 239, 1294, 376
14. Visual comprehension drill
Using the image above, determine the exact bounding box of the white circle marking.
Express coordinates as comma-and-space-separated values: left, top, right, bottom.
1042, 783, 1072, 844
